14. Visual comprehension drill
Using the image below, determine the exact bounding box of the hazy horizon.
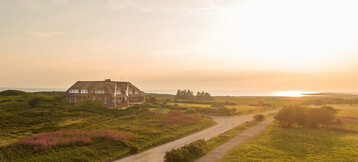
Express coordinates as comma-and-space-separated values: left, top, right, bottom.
2, 86, 358, 97
1, 0, 358, 92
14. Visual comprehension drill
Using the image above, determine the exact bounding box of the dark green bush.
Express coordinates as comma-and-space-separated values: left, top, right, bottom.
274, 105, 338, 128
164, 139, 207, 162
130, 145, 139, 153
28, 97, 50, 108
253, 114, 264, 121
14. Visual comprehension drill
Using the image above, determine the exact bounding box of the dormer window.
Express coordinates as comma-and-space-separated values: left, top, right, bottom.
81, 89, 88, 93
116, 91, 122, 94
69, 89, 79, 93
95, 90, 105, 94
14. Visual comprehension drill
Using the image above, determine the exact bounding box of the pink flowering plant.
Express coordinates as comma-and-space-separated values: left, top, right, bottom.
1, 129, 128, 156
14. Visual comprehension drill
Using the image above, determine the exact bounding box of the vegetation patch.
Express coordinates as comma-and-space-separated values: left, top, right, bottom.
253, 114, 264, 121
0, 91, 215, 161
1, 129, 128, 156
164, 114, 266, 162
164, 139, 207, 162
219, 125, 358, 162
275, 105, 337, 128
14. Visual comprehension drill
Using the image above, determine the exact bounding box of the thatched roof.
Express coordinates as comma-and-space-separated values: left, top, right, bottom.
65, 80, 142, 96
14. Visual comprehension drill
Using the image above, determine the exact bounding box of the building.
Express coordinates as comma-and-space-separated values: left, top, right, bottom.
65, 79, 145, 108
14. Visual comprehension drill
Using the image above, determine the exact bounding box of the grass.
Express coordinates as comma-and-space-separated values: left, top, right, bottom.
0, 92, 216, 161
206, 120, 258, 151
216, 104, 358, 161
3, 91, 357, 161
165, 102, 276, 116
219, 125, 358, 161
166, 102, 211, 108
166, 114, 273, 162
1, 129, 128, 158
328, 104, 358, 117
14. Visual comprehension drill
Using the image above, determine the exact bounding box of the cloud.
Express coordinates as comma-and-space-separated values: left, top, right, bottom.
26, 31, 65, 37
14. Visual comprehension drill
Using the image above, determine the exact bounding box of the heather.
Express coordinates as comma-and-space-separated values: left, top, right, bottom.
1, 129, 128, 157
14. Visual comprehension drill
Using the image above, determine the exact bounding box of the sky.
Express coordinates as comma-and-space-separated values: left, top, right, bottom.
1, 0, 358, 94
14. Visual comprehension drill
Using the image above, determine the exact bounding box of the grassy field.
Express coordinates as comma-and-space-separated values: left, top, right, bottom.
164, 102, 276, 116
166, 102, 211, 108
2, 91, 358, 161
0, 92, 215, 161
220, 125, 358, 162
328, 104, 358, 117
219, 104, 358, 162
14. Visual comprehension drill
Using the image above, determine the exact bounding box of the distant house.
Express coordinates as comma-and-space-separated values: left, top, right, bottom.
65, 79, 145, 108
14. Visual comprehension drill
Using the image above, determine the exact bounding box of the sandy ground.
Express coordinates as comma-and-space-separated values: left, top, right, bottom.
195, 116, 275, 162
115, 110, 278, 162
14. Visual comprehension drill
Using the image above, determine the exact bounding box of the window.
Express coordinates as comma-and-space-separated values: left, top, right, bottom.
81, 89, 88, 93
95, 90, 105, 94
104, 97, 107, 104
135, 90, 139, 94
129, 90, 133, 94
69, 89, 79, 93
116, 91, 121, 94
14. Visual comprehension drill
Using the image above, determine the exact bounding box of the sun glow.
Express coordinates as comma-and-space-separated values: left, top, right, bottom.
274, 91, 318, 97
201, 0, 358, 71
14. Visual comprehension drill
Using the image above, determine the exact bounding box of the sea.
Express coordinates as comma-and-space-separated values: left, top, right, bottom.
1, 87, 357, 97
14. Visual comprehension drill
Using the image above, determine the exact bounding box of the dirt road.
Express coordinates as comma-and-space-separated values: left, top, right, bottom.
195, 116, 275, 162
115, 110, 278, 162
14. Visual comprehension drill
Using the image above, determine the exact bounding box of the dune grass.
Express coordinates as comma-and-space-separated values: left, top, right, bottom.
0, 92, 215, 161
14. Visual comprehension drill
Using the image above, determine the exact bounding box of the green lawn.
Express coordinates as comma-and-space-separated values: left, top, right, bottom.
220, 125, 358, 162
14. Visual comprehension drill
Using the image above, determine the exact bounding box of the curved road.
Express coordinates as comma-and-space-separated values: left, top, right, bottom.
115, 109, 278, 162
196, 116, 275, 162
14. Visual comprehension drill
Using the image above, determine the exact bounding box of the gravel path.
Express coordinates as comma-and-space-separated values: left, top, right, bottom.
115, 110, 278, 162
195, 116, 275, 162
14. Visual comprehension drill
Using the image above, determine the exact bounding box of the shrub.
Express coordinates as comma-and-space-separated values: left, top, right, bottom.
130, 144, 139, 153
28, 97, 50, 108
253, 114, 264, 121
0, 90, 26, 96
146, 96, 158, 104
274, 105, 338, 128
164, 139, 207, 162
